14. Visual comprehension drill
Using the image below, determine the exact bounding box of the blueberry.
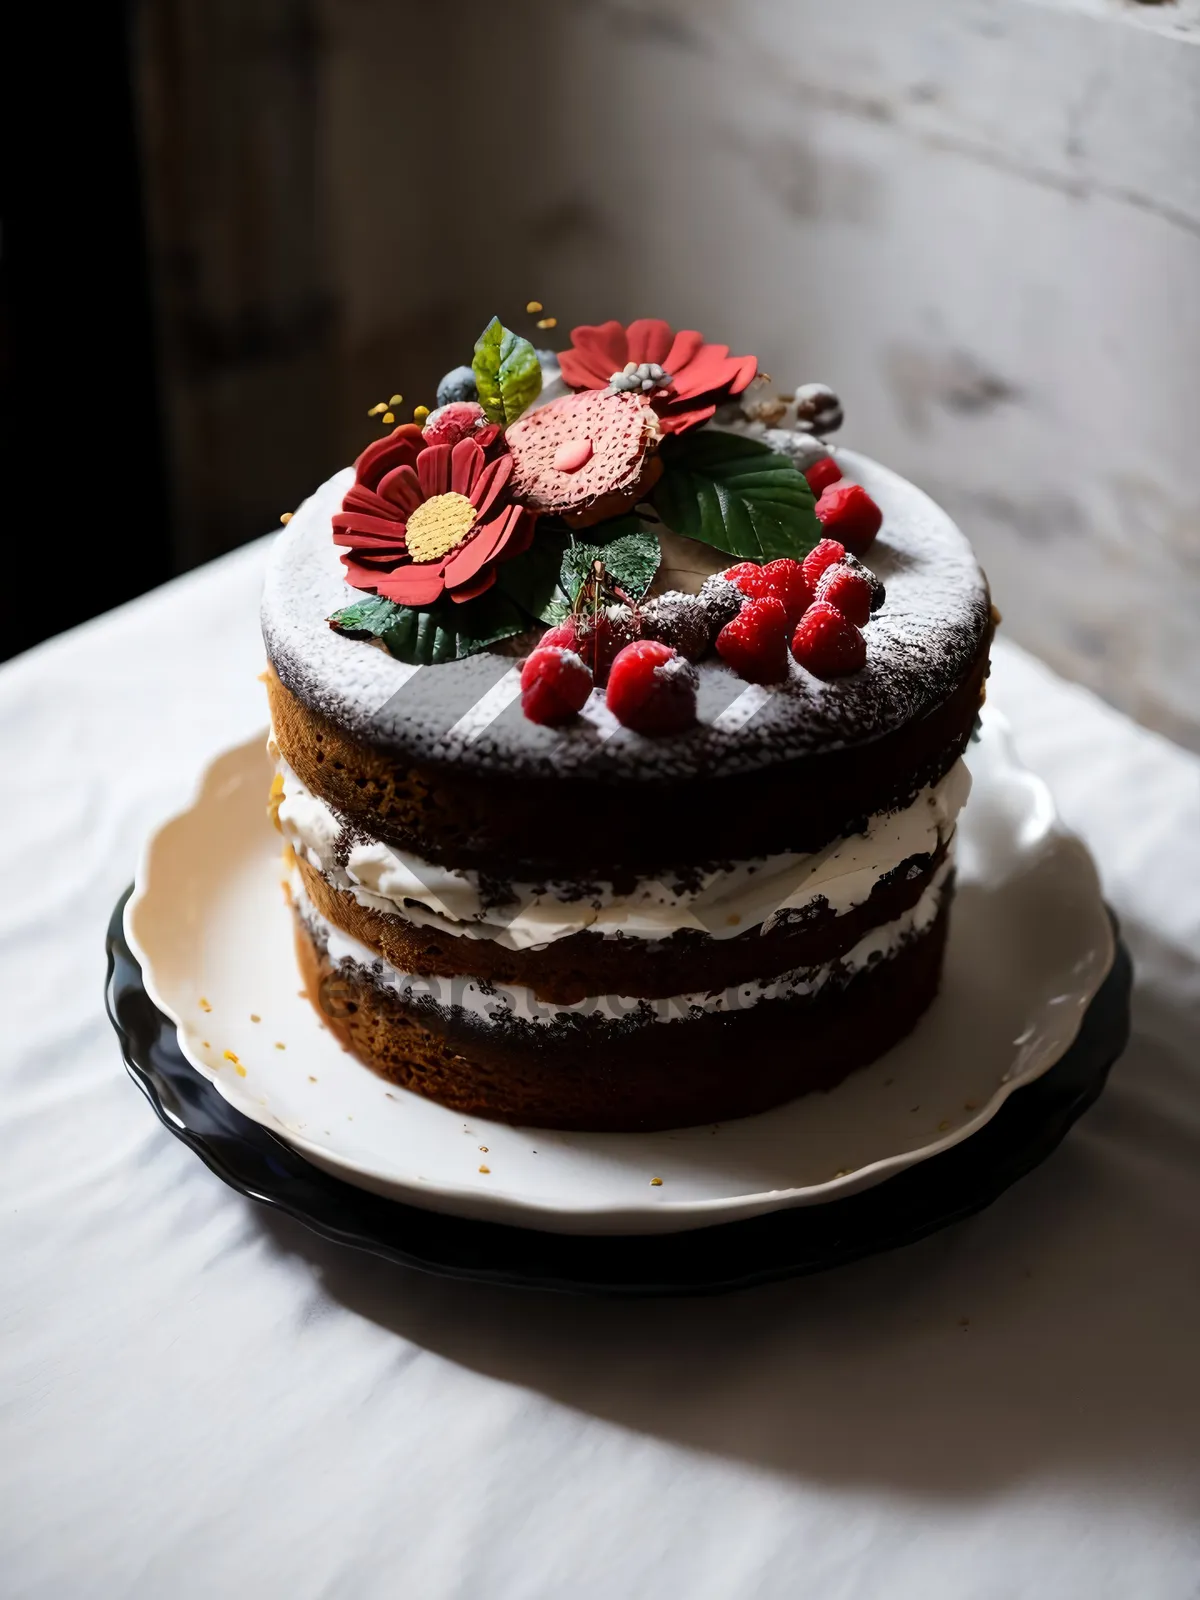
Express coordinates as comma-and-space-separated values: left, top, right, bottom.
436, 365, 478, 407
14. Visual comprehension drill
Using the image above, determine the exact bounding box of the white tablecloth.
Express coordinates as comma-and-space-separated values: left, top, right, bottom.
4, 540, 1199, 1600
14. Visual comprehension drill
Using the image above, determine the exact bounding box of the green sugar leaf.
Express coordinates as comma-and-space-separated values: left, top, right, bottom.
327, 594, 403, 639
651, 430, 821, 562
558, 517, 661, 608
472, 316, 543, 427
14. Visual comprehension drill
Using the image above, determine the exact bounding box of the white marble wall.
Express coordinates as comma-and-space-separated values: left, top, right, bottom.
317, 0, 1200, 748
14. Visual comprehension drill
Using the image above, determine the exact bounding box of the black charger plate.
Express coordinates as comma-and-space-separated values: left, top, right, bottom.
106, 891, 1131, 1297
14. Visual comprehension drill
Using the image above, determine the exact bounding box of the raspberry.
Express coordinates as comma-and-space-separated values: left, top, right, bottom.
791, 601, 867, 679
715, 597, 790, 684
520, 647, 593, 726
814, 562, 872, 627
804, 456, 842, 495
843, 552, 886, 613
722, 558, 811, 624
422, 401, 487, 447
814, 482, 883, 555
800, 537, 846, 594
606, 641, 698, 736
757, 558, 813, 624
722, 562, 761, 593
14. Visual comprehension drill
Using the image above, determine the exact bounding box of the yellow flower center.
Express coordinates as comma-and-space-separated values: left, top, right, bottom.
404, 491, 477, 563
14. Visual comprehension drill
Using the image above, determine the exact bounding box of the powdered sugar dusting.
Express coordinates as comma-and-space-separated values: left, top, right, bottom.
261, 445, 989, 781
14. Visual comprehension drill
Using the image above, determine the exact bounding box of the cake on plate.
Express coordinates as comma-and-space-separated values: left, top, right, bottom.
262, 313, 993, 1131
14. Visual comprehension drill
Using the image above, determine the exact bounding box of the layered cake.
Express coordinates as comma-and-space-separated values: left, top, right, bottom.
263, 313, 993, 1131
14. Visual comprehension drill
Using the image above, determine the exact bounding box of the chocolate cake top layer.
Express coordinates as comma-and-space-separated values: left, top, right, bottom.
262, 448, 989, 785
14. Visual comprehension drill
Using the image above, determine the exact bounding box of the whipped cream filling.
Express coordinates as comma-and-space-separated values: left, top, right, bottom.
295, 857, 952, 1028
272, 737, 969, 952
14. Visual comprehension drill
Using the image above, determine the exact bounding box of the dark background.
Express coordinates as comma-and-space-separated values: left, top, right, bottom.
2, 0, 539, 662
4, 4, 171, 658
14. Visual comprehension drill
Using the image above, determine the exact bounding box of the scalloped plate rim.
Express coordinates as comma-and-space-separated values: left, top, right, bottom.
123, 713, 1114, 1234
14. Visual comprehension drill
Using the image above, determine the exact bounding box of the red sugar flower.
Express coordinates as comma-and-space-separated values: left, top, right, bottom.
332, 424, 536, 606
557, 318, 758, 435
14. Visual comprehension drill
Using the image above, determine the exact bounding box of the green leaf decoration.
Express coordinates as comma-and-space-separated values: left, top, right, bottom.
650, 431, 821, 562
472, 316, 543, 427
327, 594, 404, 640
326, 528, 569, 666
557, 517, 661, 609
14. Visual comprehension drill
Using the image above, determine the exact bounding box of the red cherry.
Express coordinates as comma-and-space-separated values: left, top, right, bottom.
814, 482, 883, 555
814, 563, 873, 627
538, 618, 577, 652
574, 610, 640, 684
791, 601, 867, 679
715, 597, 790, 684
804, 456, 842, 495
606, 641, 698, 736
520, 647, 593, 726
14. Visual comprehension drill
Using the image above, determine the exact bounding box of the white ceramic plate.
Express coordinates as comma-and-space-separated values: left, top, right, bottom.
125, 711, 1113, 1236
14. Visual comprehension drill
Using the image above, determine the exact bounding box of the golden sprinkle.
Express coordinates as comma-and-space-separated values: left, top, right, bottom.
308, 1075, 318, 1083
413, 404, 430, 424
268, 772, 285, 831
235, 1063, 247, 1077
478, 1164, 491, 1174
280, 511, 293, 525
526, 300, 543, 314
725, 914, 741, 926
834, 1168, 851, 1178
381, 411, 395, 425
367, 402, 387, 417
250, 1014, 261, 1023
536, 316, 557, 330
275, 1041, 286, 1050
389, 393, 404, 407
223, 1050, 240, 1065
199, 997, 212, 1013
938, 1119, 951, 1132
649, 1177, 663, 1187
479, 1146, 489, 1153
201, 1042, 210, 1050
